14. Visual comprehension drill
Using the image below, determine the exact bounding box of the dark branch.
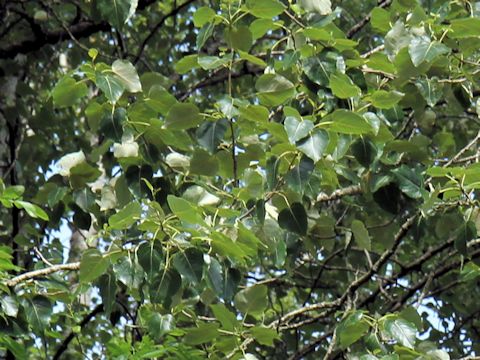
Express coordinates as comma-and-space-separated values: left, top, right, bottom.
0, 0, 160, 59
53, 304, 104, 360
346, 0, 393, 39
133, 0, 197, 64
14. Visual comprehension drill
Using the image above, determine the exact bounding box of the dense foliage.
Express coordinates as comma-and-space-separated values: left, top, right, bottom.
1, 0, 480, 358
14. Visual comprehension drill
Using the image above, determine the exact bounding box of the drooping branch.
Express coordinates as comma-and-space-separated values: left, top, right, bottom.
389, 248, 480, 312
0, 20, 110, 59
346, 0, 393, 39
0, 0, 160, 59
4, 262, 80, 287
133, 0, 197, 64
53, 304, 104, 360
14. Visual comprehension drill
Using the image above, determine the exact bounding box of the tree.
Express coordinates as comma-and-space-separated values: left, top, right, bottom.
0, 0, 479, 358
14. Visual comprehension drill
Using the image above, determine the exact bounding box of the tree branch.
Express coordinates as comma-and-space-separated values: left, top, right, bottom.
346, 0, 393, 39
53, 304, 103, 360
0, 0, 160, 59
316, 184, 362, 203
4, 262, 80, 287
133, 0, 197, 64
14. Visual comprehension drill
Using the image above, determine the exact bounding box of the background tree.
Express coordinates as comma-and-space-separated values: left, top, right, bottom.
1, 0, 480, 359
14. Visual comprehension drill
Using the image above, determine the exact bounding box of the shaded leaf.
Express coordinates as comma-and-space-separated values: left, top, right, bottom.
172, 248, 204, 284
336, 311, 370, 349
165, 103, 203, 130
234, 284, 268, 315
278, 202, 308, 235
351, 220, 371, 251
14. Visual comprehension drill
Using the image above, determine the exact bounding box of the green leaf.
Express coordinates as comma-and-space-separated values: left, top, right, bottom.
415, 77, 444, 107
299, 0, 332, 14
114, 256, 145, 288
196, 119, 228, 153
303, 27, 333, 41
408, 36, 449, 67
246, 0, 285, 18
175, 54, 199, 74
1, 295, 18, 317
351, 137, 376, 167
367, 53, 396, 74
234, 284, 268, 315
382, 317, 416, 349
296, 130, 329, 163
385, 21, 412, 59
137, 241, 162, 279
98, 272, 117, 316
278, 202, 308, 235
172, 248, 204, 283
69, 162, 102, 189
391, 165, 423, 199
165, 103, 203, 130
167, 195, 207, 226
190, 149, 220, 176
256, 74, 295, 106
250, 18, 279, 39
225, 25, 253, 52
211, 231, 248, 261
150, 268, 182, 307
147, 85, 178, 115
303, 56, 336, 87
96, 72, 125, 104
284, 117, 314, 143
198, 55, 231, 70
52, 76, 88, 108
0, 337, 27, 359
238, 50, 267, 67
239, 105, 269, 123
14, 201, 49, 221
139, 305, 174, 340
455, 221, 476, 255
96, 0, 136, 30
2, 185, 24, 200
111, 60, 142, 93
184, 323, 219, 345
336, 311, 370, 349
109, 201, 142, 229
80, 249, 110, 283
369, 90, 404, 109
450, 18, 480, 38
285, 156, 314, 193
206, 258, 224, 295
325, 110, 373, 135
371, 7, 391, 33
329, 72, 361, 99
461, 262, 480, 282
210, 303, 239, 331
249, 326, 280, 346
23, 296, 52, 332
197, 22, 215, 50
193, 7, 216, 28
351, 220, 371, 251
